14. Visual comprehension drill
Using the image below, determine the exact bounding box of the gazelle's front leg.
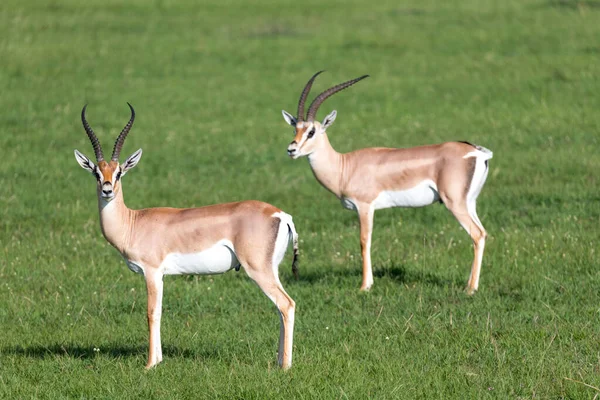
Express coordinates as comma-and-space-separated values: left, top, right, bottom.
358, 204, 374, 291
145, 268, 164, 369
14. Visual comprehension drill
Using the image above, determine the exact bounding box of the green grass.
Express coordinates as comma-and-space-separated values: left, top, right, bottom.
1, 0, 600, 398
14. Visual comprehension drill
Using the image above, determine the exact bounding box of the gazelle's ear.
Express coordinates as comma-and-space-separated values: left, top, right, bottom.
322, 110, 337, 129
121, 149, 142, 176
282, 110, 297, 127
74, 150, 96, 174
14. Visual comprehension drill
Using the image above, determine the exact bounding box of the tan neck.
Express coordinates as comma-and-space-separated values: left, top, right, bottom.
97, 186, 134, 253
307, 133, 344, 198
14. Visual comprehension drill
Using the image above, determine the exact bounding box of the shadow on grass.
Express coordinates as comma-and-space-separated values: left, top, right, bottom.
0, 343, 204, 360
543, 0, 600, 8
294, 263, 460, 288
375, 264, 461, 288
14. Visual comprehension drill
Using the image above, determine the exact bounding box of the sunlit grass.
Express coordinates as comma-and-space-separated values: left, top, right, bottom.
0, 0, 599, 398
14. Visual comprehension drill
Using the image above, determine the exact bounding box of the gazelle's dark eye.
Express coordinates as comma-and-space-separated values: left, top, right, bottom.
116, 171, 122, 181
94, 171, 101, 181
308, 129, 315, 138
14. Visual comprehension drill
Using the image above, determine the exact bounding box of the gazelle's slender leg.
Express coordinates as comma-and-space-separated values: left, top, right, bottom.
244, 266, 295, 369
358, 204, 374, 291
466, 230, 486, 294
443, 201, 487, 295
145, 268, 164, 369
276, 289, 295, 369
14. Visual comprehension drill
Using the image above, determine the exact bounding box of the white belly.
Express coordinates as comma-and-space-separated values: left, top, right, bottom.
373, 180, 440, 210
161, 241, 240, 276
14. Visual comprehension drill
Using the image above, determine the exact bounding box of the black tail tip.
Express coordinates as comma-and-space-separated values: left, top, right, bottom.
292, 254, 299, 280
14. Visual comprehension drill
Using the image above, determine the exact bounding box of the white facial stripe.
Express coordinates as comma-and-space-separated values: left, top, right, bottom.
111, 166, 120, 186
96, 166, 119, 200
95, 167, 104, 182
297, 123, 313, 148
96, 166, 121, 186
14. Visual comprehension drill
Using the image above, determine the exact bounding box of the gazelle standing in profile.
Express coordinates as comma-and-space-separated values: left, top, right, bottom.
74, 104, 299, 369
282, 72, 492, 294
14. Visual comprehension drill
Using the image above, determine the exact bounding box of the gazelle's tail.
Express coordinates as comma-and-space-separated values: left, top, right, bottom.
288, 219, 299, 279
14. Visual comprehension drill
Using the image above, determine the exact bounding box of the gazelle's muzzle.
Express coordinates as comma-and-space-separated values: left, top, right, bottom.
287, 141, 299, 158
101, 182, 114, 199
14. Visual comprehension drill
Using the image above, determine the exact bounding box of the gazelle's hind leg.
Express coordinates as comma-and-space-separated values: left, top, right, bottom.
243, 265, 296, 369
444, 200, 487, 295
239, 218, 296, 369
440, 154, 490, 295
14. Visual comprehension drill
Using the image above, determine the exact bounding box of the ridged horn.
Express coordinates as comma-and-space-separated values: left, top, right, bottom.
306, 75, 369, 121
297, 70, 324, 122
111, 103, 135, 161
81, 105, 105, 162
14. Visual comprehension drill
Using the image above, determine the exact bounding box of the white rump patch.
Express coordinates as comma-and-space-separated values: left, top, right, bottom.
373, 180, 440, 210
271, 212, 295, 287
463, 146, 493, 160
465, 154, 490, 233
160, 240, 239, 275
269, 211, 297, 301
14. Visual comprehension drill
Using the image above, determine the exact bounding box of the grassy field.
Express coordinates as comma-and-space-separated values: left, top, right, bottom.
1, 0, 600, 398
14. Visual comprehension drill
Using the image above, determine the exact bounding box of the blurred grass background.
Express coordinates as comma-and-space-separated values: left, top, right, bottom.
0, 0, 599, 398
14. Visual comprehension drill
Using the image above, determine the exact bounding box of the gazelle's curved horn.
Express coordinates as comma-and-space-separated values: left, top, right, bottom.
306, 75, 369, 121
81, 105, 105, 162
297, 70, 324, 122
111, 103, 135, 161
